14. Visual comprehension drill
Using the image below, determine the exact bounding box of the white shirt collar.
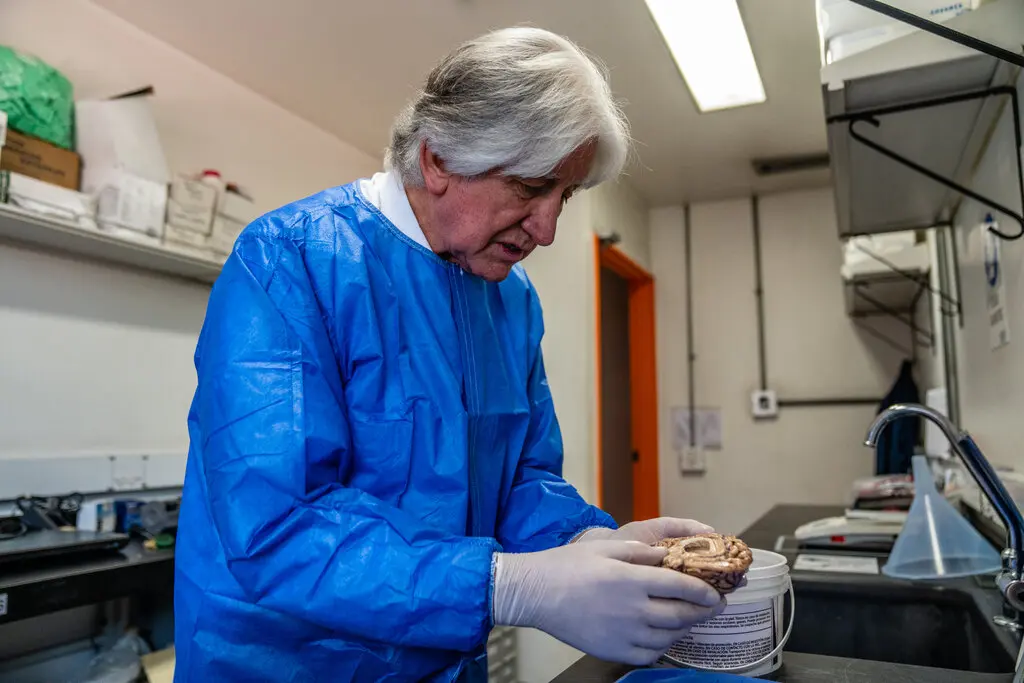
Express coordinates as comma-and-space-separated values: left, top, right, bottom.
358, 170, 431, 251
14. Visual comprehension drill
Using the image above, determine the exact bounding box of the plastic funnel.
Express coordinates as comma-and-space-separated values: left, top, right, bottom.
882, 455, 1001, 579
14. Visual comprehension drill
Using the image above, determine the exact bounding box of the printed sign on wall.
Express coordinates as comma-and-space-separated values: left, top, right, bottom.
983, 216, 1010, 351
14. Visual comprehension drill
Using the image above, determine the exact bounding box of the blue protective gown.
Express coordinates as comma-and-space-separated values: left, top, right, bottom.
173, 179, 616, 682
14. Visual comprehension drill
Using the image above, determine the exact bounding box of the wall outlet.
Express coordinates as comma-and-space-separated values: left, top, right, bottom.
751, 389, 778, 419
680, 446, 706, 474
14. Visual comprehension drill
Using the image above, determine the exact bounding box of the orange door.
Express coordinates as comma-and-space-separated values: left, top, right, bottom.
594, 236, 660, 522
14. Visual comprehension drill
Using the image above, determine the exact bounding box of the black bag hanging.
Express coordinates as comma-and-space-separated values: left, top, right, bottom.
875, 359, 921, 475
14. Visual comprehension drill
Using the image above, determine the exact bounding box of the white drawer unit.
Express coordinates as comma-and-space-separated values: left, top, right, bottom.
487, 626, 518, 683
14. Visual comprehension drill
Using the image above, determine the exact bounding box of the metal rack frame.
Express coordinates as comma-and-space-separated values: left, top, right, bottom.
829, 0, 1021, 425
843, 233, 960, 360
828, 85, 1024, 241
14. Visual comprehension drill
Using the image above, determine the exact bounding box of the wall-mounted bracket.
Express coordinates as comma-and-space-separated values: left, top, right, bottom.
829, 85, 1024, 240
851, 241, 961, 319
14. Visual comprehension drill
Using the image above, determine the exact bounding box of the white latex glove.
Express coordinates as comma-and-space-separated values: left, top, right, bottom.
492, 540, 726, 666
576, 517, 714, 545
577, 518, 748, 592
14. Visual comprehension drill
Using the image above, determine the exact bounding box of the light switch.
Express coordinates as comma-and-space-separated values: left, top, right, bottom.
680, 446, 706, 474
751, 389, 778, 419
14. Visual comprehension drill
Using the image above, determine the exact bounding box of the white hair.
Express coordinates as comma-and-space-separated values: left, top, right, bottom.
385, 26, 630, 188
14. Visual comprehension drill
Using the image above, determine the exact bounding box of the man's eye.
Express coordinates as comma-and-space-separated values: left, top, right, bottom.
518, 181, 547, 198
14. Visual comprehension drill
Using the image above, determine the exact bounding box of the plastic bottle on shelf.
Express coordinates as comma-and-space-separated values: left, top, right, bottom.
201, 169, 227, 214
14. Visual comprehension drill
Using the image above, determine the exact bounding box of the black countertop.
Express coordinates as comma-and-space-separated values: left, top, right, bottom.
552, 652, 1012, 682
0, 539, 173, 624
552, 504, 1020, 683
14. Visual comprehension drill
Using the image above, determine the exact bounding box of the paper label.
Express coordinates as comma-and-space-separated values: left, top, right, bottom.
672, 407, 723, 452
667, 600, 777, 670
984, 229, 1010, 351
794, 553, 879, 574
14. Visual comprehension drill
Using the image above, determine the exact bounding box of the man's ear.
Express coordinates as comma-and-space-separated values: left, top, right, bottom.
419, 142, 451, 196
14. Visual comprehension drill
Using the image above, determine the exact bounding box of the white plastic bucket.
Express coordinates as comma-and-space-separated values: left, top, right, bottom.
662, 548, 793, 676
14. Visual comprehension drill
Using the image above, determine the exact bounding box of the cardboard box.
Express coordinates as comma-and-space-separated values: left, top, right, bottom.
76, 94, 170, 235
141, 646, 175, 683
0, 128, 81, 191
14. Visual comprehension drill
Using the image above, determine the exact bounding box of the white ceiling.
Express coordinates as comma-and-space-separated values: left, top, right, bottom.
93, 0, 832, 206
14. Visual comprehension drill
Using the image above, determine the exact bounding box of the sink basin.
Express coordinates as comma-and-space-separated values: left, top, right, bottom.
785, 577, 1015, 673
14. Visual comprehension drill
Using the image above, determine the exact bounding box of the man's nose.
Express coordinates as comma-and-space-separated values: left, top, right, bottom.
522, 197, 560, 247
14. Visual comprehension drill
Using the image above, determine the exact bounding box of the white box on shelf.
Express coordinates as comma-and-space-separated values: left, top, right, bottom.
75, 95, 169, 183
208, 214, 245, 255
171, 174, 217, 210
0, 170, 98, 231
220, 188, 256, 224
88, 167, 167, 238
168, 174, 216, 235
97, 217, 163, 248
164, 219, 212, 249
76, 94, 170, 237
162, 237, 226, 264
166, 197, 213, 235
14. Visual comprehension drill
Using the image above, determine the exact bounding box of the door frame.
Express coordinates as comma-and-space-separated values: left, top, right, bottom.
593, 235, 660, 522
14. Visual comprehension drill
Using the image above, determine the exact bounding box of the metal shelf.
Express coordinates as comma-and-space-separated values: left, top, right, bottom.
0, 203, 222, 284
840, 235, 961, 358
824, 52, 1021, 238
845, 267, 929, 317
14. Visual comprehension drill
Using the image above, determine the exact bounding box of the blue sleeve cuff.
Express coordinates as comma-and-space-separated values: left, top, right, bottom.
488, 551, 500, 628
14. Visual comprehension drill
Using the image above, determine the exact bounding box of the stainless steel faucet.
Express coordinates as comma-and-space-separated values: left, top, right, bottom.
867, 403, 1024, 682
865, 403, 1024, 611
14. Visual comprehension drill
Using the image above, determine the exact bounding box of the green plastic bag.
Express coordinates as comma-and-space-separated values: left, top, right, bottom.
0, 45, 74, 149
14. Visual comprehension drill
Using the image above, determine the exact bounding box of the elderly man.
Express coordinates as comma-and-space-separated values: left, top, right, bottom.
174, 26, 722, 683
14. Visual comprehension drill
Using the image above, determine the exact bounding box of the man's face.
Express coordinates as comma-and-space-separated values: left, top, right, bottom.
424, 142, 596, 282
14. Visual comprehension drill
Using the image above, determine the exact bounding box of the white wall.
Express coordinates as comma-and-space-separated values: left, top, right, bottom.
652, 188, 907, 533
518, 180, 650, 683
591, 178, 651, 270
0, 0, 379, 464
947, 70, 1024, 472
915, 229, 948, 400
525, 179, 651, 508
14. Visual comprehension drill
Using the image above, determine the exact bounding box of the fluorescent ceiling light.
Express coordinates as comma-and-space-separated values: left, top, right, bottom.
644, 0, 767, 113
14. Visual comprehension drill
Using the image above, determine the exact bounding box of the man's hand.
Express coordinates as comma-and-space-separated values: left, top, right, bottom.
576, 517, 714, 545
492, 540, 725, 665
